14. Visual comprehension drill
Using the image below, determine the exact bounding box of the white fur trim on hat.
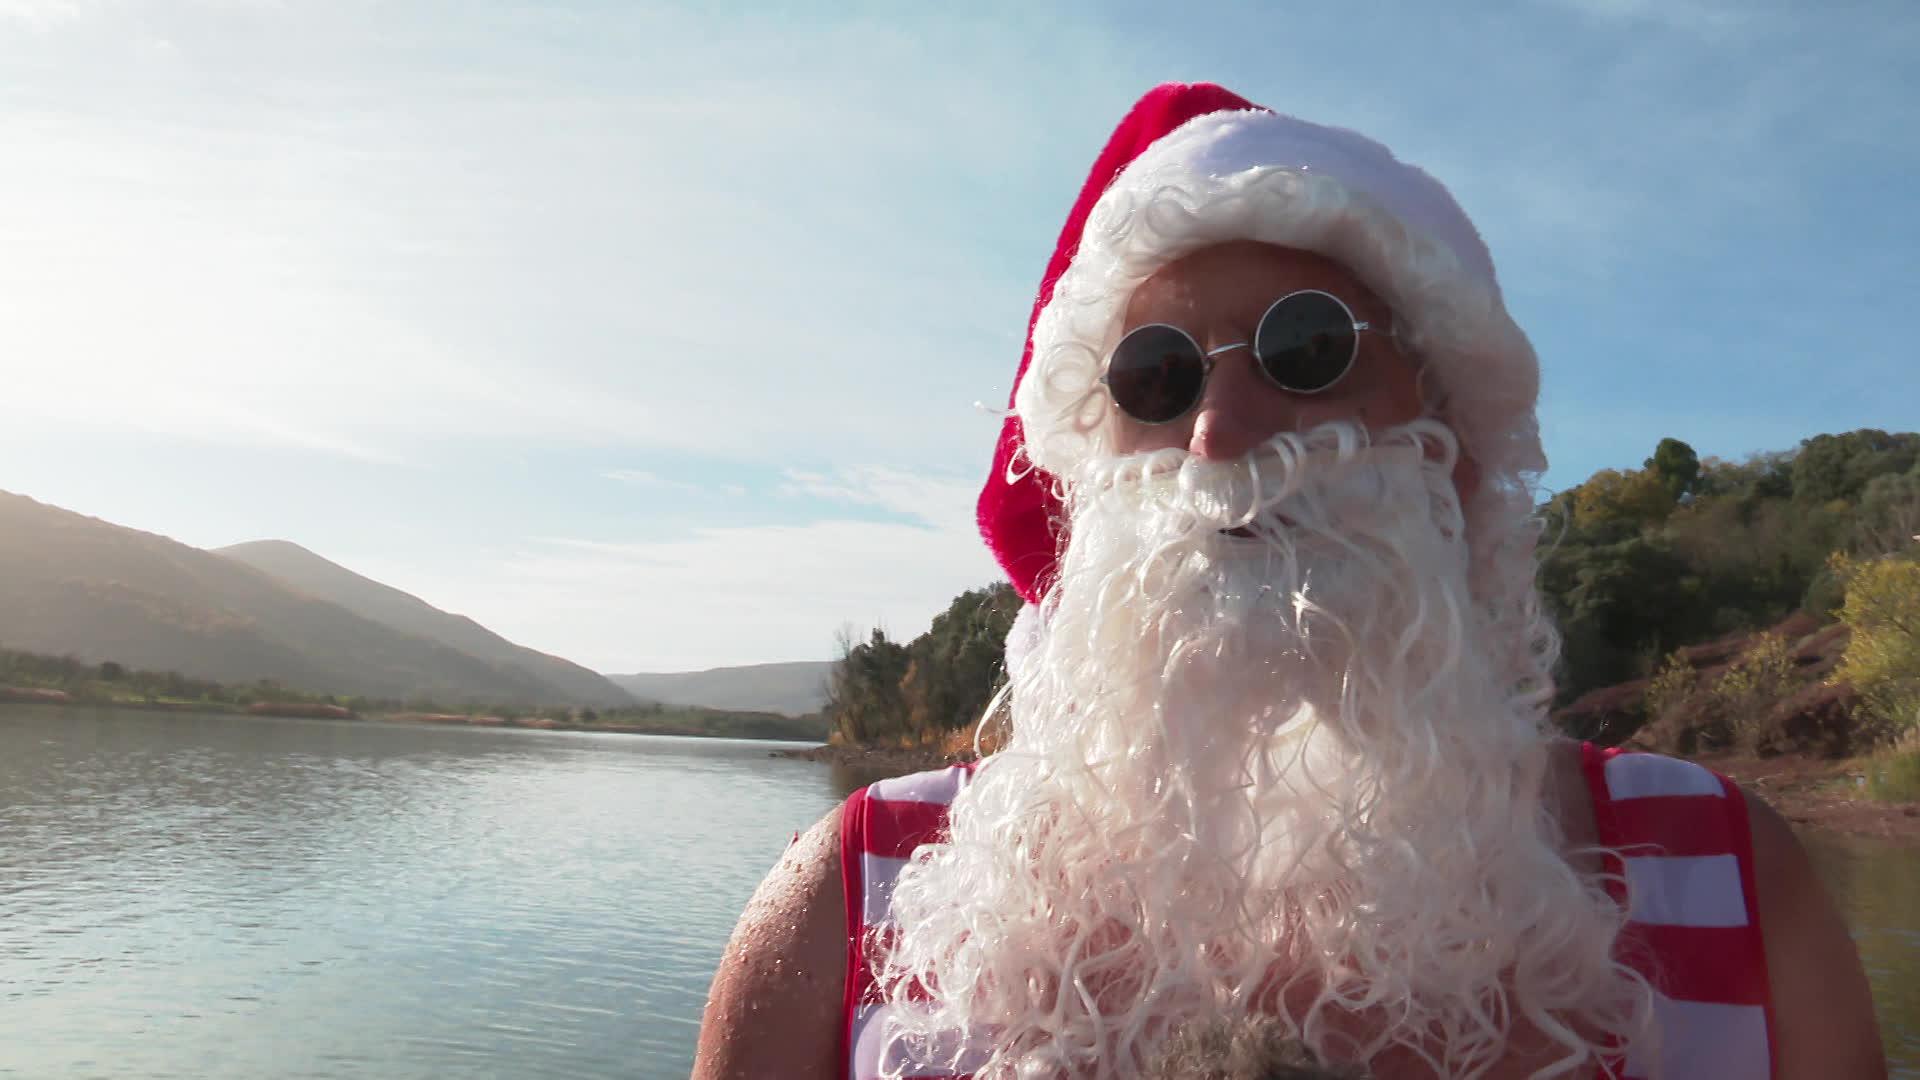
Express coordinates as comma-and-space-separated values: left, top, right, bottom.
1014, 108, 1545, 486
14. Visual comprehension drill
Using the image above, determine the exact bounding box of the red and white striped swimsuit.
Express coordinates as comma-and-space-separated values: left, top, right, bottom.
837, 745, 1776, 1079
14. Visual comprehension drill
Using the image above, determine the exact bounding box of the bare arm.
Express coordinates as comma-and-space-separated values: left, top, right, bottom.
1743, 789, 1887, 1079
692, 804, 849, 1080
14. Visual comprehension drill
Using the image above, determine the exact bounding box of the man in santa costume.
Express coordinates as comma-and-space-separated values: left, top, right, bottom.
693, 84, 1883, 1080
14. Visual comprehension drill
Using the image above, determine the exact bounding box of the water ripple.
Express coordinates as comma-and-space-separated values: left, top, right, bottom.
0, 707, 841, 1079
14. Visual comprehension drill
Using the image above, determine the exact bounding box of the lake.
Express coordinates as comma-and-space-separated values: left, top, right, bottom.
2, 706, 1914, 1077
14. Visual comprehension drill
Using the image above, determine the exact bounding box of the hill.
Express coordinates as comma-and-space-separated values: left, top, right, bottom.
1, 644, 828, 742
610, 661, 832, 716
217, 540, 631, 708
0, 490, 607, 705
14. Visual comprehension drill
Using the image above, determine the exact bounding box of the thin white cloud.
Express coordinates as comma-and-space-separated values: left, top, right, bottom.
1537, 0, 1758, 37
370, 465, 999, 671
602, 469, 697, 492
778, 466, 978, 530
0, 0, 81, 27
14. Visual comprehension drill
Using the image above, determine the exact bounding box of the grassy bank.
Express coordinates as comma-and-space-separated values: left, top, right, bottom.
1707, 750, 1920, 844
378, 708, 825, 741
780, 724, 995, 770
1866, 741, 1920, 804
1, 684, 827, 742
0, 648, 826, 743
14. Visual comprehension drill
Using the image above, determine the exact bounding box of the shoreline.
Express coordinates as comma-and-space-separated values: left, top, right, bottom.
0, 691, 823, 743
374, 710, 818, 740
1702, 751, 1920, 844
777, 742, 975, 773
783, 742, 1920, 845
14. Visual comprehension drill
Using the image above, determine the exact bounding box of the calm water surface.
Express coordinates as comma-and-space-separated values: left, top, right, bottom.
2, 706, 1915, 1078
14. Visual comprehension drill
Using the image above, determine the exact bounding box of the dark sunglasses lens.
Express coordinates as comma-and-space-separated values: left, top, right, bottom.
1106, 325, 1206, 423
1256, 292, 1356, 393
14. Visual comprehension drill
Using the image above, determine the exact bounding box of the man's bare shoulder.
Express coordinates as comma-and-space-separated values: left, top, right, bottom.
1738, 786, 1887, 1078
691, 803, 848, 1080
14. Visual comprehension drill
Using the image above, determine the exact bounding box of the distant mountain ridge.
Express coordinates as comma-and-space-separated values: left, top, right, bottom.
0, 488, 842, 714
611, 661, 831, 717
216, 540, 631, 707
0, 490, 625, 706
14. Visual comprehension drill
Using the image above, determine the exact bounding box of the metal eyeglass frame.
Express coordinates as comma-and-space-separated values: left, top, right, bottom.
1097, 288, 1377, 425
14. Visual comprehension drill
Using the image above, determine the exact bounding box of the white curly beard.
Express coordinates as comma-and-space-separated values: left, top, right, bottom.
875, 420, 1649, 1080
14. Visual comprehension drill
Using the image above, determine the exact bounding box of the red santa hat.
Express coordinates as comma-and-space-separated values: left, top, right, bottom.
978, 82, 1545, 607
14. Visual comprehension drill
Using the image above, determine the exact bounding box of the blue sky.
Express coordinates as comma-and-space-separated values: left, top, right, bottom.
2, 0, 1915, 671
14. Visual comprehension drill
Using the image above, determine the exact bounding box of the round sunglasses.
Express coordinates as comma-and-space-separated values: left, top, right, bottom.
1098, 289, 1378, 425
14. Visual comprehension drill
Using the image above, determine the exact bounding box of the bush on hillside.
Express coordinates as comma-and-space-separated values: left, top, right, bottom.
1832, 552, 1920, 741
1854, 469, 1920, 556
1710, 633, 1795, 753
1627, 616, 1862, 758
1866, 731, 1920, 804
1544, 429, 1919, 705
1644, 652, 1697, 730
824, 583, 1022, 747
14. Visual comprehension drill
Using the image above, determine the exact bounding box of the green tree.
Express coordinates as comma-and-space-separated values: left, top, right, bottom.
1855, 470, 1920, 556
1792, 429, 1920, 505
1539, 536, 1703, 697
824, 626, 913, 745
824, 585, 1021, 746
1645, 438, 1702, 499
901, 583, 1021, 736
1572, 468, 1678, 533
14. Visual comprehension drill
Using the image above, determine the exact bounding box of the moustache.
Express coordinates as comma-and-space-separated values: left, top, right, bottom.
1069, 420, 1461, 541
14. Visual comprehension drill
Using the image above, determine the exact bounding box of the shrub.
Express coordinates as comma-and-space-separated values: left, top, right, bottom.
1801, 563, 1849, 619
1865, 732, 1920, 803
1831, 553, 1920, 742
936, 690, 1013, 760
1710, 633, 1796, 753
1644, 652, 1697, 726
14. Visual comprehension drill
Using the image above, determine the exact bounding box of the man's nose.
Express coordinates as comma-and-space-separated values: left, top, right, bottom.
1188, 346, 1293, 461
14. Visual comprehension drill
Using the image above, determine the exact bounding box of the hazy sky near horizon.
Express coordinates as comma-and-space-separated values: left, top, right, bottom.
3, 1, 1915, 672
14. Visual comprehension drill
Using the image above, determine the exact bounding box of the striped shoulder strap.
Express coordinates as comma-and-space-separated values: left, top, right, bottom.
1581, 743, 1778, 1080
839, 764, 977, 1080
